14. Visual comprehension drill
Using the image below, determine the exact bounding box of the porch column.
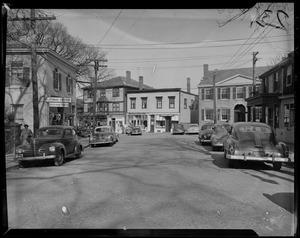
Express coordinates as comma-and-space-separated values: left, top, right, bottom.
261, 105, 266, 123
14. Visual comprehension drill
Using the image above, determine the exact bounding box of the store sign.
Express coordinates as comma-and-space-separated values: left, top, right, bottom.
46, 97, 72, 103
49, 102, 69, 107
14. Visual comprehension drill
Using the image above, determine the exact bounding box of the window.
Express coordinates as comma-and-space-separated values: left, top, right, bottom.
204, 88, 212, 100
156, 97, 162, 109
205, 109, 214, 121
87, 90, 93, 98
53, 68, 62, 91
169, 96, 175, 109
130, 98, 136, 109
100, 89, 106, 97
12, 104, 23, 121
236, 87, 244, 99
219, 87, 230, 99
255, 106, 262, 121
99, 102, 108, 112
66, 75, 73, 94
248, 86, 253, 97
184, 98, 187, 109
274, 72, 278, 92
284, 103, 294, 128
9, 61, 30, 86
87, 103, 94, 113
112, 102, 120, 111
287, 65, 292, 85
141, 97, 147, 109
112, 88, 119, 97
220, 109, 230, 121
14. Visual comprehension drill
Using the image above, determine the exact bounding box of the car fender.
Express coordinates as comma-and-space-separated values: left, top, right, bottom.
40, 142, 66, 156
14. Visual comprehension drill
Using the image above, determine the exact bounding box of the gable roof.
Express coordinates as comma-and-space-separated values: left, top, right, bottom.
199, 66, 272, 87
83, 76, 154, 90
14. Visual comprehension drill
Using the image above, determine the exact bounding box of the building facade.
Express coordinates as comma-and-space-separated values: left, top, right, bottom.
5, 47, 78, 133
198, 64, 271, 127
127, 88, 198, 133
245, 52, 294, 143
82, 71, 153, 133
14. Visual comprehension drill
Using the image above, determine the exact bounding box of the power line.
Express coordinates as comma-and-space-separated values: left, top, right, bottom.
96, 9, 123, 46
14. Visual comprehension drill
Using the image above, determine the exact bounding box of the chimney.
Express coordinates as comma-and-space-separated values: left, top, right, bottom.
187, 77, 191, 93
203, 64, 209, 79
126, 71, 131, 79
139, 76, 143, 90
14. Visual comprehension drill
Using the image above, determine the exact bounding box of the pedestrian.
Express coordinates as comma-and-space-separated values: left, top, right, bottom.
20, 124, 33, 145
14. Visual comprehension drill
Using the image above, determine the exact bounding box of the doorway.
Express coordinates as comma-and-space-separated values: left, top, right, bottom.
234, 104, 246, 122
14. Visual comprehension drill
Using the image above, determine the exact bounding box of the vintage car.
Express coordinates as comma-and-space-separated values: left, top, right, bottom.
125, 125, 133, 135
129, 126, 142, 135
15, 126, 83, 167
172, 123, 185, 135
210, 122, 232, 151
223, 122, 291, 171
185, 123, 200, 134
89, 126, 119, 147
198, 122, 214, 144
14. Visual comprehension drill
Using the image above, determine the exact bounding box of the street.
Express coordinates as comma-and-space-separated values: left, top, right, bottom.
6, 132, 295, 236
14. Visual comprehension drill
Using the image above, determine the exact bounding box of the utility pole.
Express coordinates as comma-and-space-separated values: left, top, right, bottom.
9, 9, 55, 136
252, 51, 259, 94
213, 70, 217, 124
90, 59, 107, 130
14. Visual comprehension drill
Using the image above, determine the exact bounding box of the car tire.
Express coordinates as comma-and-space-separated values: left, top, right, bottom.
273, 162, 282, 171
54, 150, 64, 166
75, 146, 82, 158
212, 145, 216, 151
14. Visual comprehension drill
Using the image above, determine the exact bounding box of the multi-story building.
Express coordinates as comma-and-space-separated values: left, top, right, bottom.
5, 47, 78, 132
198, 64, 271, 127
127, 86, 199, 133
82, 71, 153, 133
245, 51, 294, 143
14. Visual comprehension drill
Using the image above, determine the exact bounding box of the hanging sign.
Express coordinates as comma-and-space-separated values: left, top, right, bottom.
47, 97, 72, 103
49, 102, 69, 107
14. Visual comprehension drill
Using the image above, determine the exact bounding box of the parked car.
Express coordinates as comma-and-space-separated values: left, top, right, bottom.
210, 122, 232, 151
223, 122, 291, 171
185, 123, 200, 134
125, 125, 133, 135
15, 126, 83, 167
172, 123, 185, 135
198, 122, 214, 144
89, 126, 119, 147
129, 126, 142, 135
81, 128, 93, 138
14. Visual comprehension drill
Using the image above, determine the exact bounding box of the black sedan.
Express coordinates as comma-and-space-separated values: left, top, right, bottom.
198, 122, 214, 144
15, 126, 83, 167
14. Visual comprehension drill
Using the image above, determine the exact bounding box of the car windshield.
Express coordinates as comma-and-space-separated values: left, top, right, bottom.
238, 125, 272, 133
189, 124, 198, 127
36, 128, 62, 138
95, 127, 110, 133
202, 125, 213, 130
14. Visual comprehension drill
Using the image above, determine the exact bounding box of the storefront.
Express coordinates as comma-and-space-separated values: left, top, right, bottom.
47, 97, 74, 126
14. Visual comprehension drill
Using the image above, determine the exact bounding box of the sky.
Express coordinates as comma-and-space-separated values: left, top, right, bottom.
46, 5, 294, 95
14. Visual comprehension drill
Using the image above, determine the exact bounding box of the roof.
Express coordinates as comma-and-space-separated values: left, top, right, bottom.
199, 66, 272, 86
127, 88, 197, 96
83, 76, 154, 90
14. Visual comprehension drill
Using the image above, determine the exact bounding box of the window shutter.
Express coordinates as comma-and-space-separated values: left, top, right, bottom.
233, 87, 236, 99
5, 67, 10, 87
53, 70, 56, 89
66, 76, 69, 92
243, 87, 246, 98
210, 88, 213, 100
227, 87, 230, 99
201, 89, 204, 100
217, 88, 220, 99
217, 108, 220, 121
227, 109, 230, 121
201, 109, 204, 120
59, 73, 62, 91
23, 67, 30, 87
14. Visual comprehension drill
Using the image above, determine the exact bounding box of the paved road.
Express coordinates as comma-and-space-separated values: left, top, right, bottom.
6, 133, 295, 236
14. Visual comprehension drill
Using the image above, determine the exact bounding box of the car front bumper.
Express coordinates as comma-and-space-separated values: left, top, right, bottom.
16, 153, 56, 161
226, 153, 291, 163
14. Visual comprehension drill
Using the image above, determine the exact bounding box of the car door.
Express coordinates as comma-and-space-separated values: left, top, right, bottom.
62, 129, 75, 154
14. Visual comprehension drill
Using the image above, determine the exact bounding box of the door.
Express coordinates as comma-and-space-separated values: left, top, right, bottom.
150, 115, 155, 133
111, 118, 116, 131
165, 116, 171, 132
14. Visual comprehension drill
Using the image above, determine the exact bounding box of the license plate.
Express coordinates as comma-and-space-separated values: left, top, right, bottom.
253, 151, 265, 157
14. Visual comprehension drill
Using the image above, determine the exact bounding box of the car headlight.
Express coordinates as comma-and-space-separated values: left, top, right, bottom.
16, 148, 24, 154
229, 145, 235, 154
49, 146, 56, 152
